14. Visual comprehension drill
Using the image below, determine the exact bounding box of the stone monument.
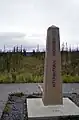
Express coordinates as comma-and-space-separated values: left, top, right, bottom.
27, 25, 79, 120
42, 25, 63, 105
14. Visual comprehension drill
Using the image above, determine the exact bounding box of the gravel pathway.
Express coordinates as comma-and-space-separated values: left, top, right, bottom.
0, 92, 79, 120
0, 93, 27, 120
0, 83, 79, 120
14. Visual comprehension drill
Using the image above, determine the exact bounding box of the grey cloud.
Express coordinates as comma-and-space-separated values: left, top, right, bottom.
0, 32, 45, 51
0, 32, 26, 49
0, 32, 26, 45
0, 32, 26, 38
0, 0, 79, 47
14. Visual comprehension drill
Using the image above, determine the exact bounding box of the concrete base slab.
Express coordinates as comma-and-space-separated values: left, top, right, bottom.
27, 98, 79, 120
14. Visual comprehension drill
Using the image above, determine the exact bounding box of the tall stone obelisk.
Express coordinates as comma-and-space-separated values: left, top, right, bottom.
42, 25, 63, 105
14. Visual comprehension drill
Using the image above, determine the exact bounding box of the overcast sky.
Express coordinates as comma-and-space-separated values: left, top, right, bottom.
0, 0, 79, 50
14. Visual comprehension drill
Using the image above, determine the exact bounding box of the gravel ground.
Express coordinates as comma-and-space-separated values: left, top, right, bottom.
0, 93, 27, 120
63, 93, 79, 107
0, 92, 79, 120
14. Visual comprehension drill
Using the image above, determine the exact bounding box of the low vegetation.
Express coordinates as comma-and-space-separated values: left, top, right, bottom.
0, 44, 79, 83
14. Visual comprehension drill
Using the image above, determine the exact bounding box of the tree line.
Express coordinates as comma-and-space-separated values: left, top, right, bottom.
0, 43, 79, 77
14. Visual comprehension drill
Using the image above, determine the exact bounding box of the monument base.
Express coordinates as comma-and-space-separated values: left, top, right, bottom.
27, 98, 79, 120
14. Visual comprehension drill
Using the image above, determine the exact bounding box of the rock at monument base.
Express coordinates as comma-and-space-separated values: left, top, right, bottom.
27, 98, 79, 120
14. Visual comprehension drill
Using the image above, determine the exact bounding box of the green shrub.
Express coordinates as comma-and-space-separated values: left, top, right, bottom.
62, 75, 79, 83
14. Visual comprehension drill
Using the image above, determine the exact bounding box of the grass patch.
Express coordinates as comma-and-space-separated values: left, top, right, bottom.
62, 75, 79, 83
0, 55, 79, 83
0, 73, 79, 83
3, 103, 10, 114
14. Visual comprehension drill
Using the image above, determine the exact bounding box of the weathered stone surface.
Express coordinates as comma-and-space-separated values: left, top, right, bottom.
42, 25, 62, 105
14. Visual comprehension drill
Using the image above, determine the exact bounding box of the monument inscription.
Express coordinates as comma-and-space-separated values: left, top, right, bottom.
52, 37, 56, 87
52, 37, 56, 56
52, 60, 56, 87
